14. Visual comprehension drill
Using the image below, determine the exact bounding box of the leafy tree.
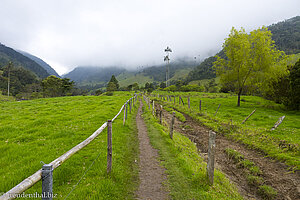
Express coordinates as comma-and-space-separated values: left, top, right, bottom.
95, 89, 103, 96
289, 59, 300, 110
159, 82, 166, 89
106, 75, 119, 92
42, 75, 74, 97
109, 75, 119, 90
214, 27, 285, 106
132, 82, 139, 91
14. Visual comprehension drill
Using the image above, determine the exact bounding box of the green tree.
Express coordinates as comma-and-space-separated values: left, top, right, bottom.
214, 27, 285, 106
42, 75, 74, 97
109, 75, 119, 90
289, 59, 300, 110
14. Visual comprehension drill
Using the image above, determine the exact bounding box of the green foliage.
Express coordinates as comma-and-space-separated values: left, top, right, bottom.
267, 58, 300, 110
180, 84, 204, 92
258, 185, 278, 200
106, 75, 119, 92
225, 148, 244, 163
214, 27, 285, 106
42, 75, 74, 97
268, 16, 300, 55
289, 59, 300, 110
0, 62, 39, 96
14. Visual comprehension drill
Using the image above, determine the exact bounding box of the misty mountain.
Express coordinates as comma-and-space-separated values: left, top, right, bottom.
17, 50, 60, 77
63, 66, 126, 85
63, 58, 195, 89
0, 43, 50, 78
186, 15, 300, 83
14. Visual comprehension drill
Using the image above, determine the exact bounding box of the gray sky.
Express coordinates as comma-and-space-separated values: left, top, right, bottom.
0, 0, 299, 75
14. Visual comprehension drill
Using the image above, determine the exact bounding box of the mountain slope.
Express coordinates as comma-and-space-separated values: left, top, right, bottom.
0, 43, 50, 78
17, 50, 60, 77
63, 66, 126, 85
186, 15, 300, 83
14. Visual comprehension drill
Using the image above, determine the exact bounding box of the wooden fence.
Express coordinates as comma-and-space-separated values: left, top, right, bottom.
0, 94, 137, 200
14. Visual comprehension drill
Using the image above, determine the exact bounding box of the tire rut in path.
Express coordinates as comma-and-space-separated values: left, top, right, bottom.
136, 100, 169, 200
157, 104, 299, 200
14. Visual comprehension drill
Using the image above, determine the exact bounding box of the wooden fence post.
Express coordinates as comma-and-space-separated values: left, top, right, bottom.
129, 99, 132, 114
199, 100, 202, 111
159, 105, 163, 124
241, 109, 256, 124
207, 130, 216, 185
188, 97, 190, 109
214, 104, 221, 116
152, 100, 155, 116
148, 98, 151, 110
107, 120, 112, 174
42, 164, 53, 200
170, 112, 175, 139
126, 102, 128, 119
123, 103, 126, 125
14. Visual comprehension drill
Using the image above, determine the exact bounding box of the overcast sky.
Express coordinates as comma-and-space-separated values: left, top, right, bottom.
0, 0, 299, 75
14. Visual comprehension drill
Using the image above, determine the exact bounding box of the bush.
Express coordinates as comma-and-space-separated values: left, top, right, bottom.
258, 185, 277, 199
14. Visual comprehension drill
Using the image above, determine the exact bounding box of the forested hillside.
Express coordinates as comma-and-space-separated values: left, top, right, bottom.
186, 15, 300, 82
0, 43, 50, 78
17, 50, 60, 77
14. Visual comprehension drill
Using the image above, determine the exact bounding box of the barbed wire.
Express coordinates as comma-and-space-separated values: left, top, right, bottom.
63, 151, 102, 200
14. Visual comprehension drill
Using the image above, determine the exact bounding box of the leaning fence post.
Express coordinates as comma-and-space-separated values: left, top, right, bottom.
207, 130, 216, 185
241, 109, 256, 124
123, 103, 126, 125
107, 120, 112, 174
214, 104, 221, 116
170, 112, 175, 139
42, 164, 53, 200
271, 116, 285, 131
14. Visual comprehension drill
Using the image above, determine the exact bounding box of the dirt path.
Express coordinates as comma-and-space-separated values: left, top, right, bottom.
136, 100, 169, 200
157, 104, 299, 200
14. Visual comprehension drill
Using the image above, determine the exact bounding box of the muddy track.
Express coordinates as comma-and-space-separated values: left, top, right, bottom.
156, 103, 300, 200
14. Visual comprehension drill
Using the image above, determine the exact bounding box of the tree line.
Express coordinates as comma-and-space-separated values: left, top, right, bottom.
0, 62, 84, 100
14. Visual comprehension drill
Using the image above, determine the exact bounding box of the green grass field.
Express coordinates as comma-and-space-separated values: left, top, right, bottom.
0, 92, 139, 199
153, 91, 300, 170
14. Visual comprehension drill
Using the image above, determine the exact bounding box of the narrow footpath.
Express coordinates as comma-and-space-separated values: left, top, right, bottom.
136, 99, 169, 200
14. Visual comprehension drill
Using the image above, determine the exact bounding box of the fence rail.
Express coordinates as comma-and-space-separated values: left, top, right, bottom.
0, 94, 137, 200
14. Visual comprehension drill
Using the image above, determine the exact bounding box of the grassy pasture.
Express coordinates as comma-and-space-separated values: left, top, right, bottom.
153, 91, 300, 170
0, 92, 139, 199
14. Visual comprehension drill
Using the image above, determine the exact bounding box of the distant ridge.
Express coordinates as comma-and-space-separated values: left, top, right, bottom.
17, 50, 60, 77
0, 43, 50, 78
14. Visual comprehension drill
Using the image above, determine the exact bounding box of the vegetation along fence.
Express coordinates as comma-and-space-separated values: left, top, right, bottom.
0, 94, 137, 200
